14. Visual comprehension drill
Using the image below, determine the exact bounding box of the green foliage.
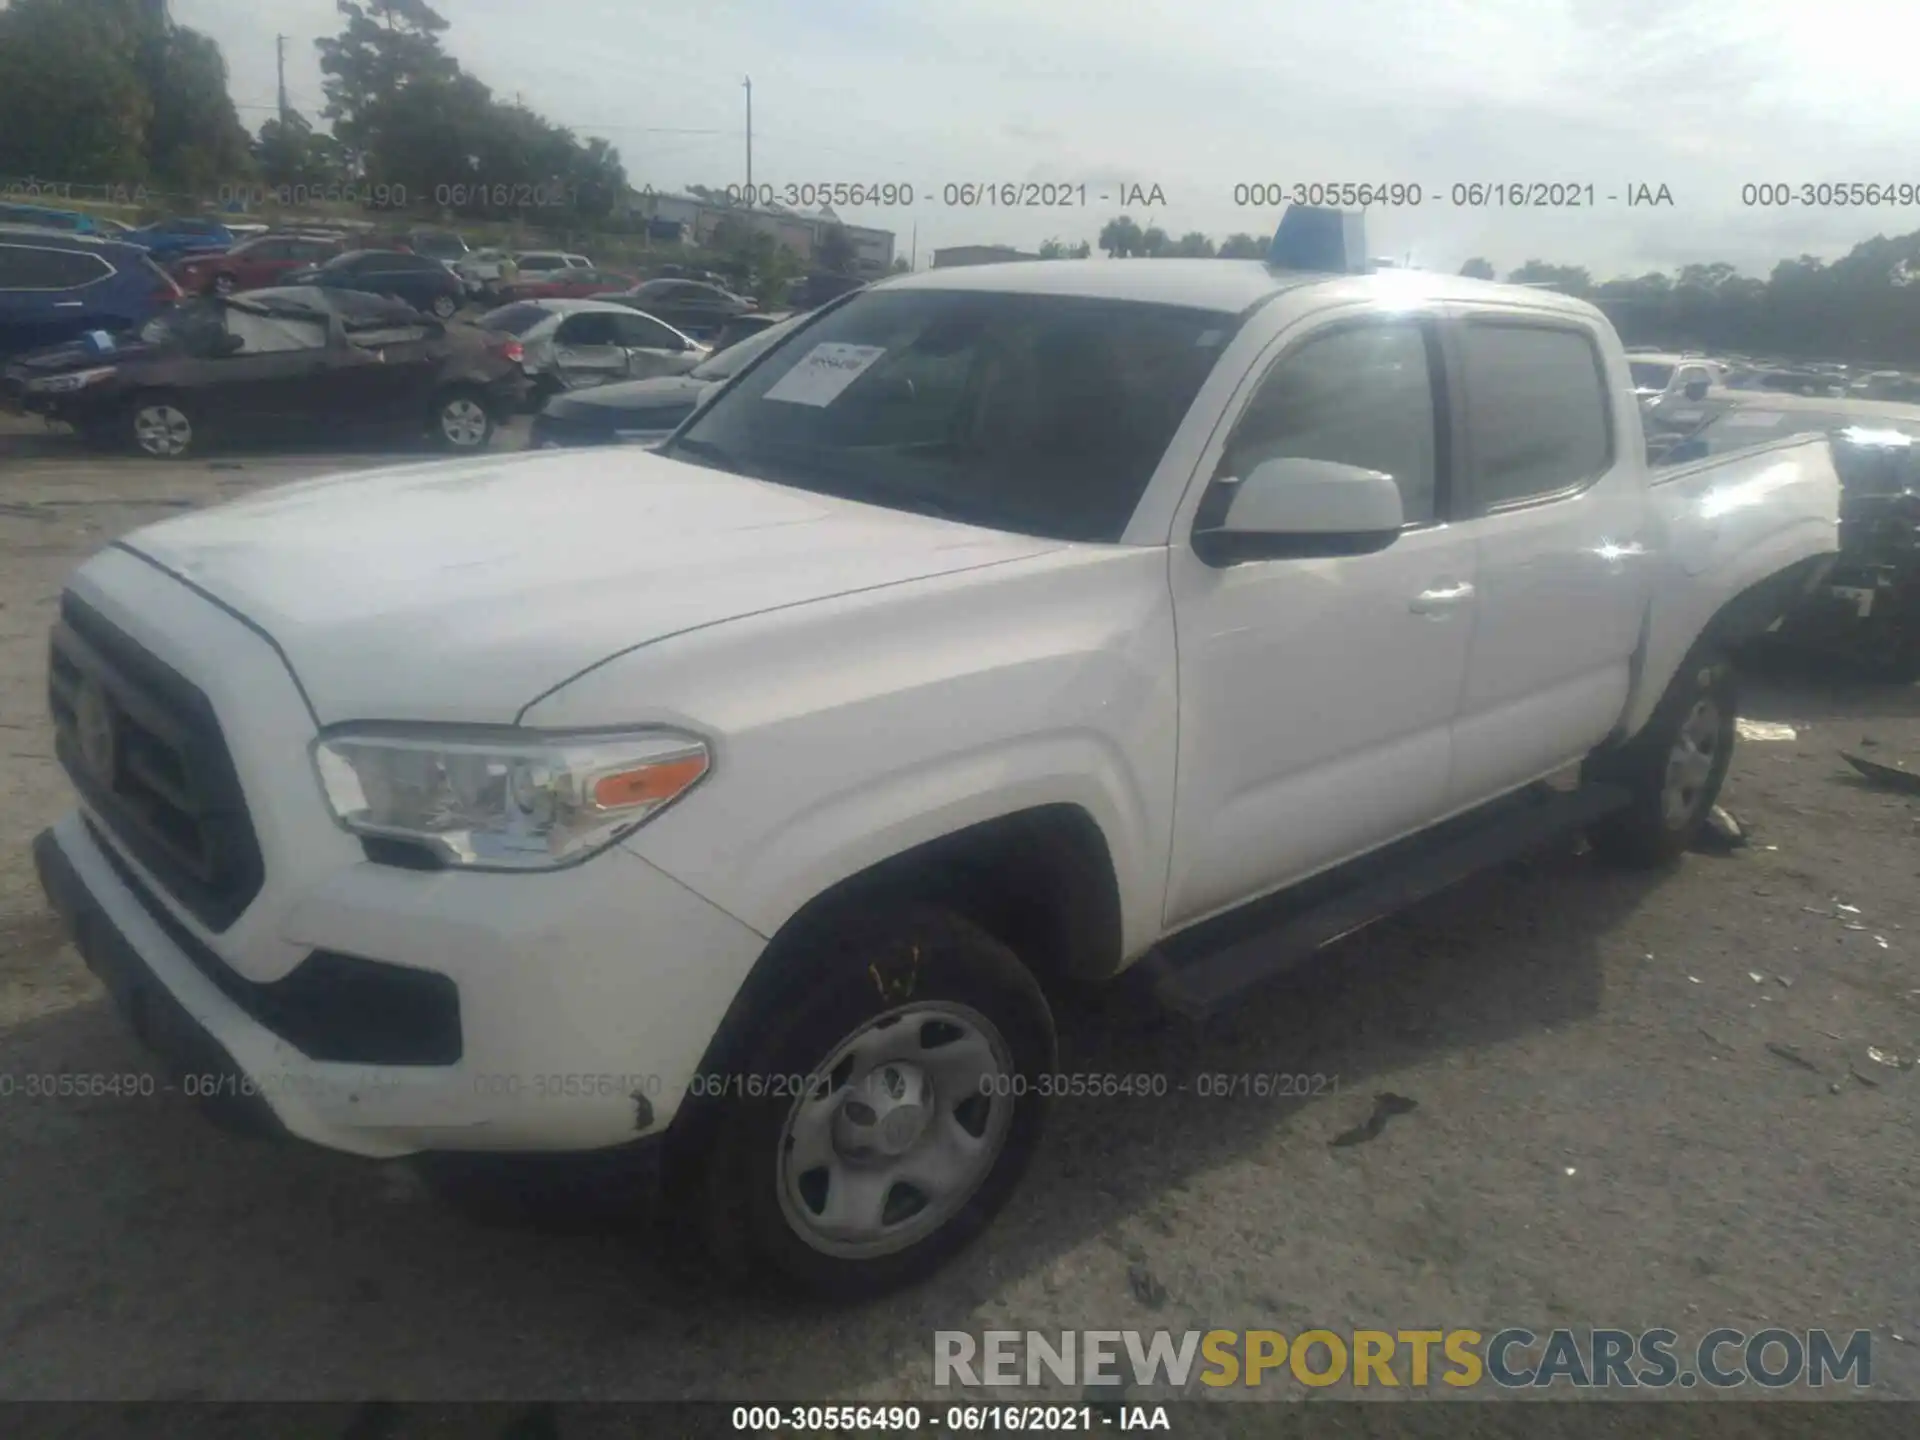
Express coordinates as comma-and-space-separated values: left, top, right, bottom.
817, 223, 856, 274
315, 0, 627, 220
1218, 233, 1264, 259
0, 0, 248, 191
1098, 214, 1145, 257
1170, 231, 1216, 258
1458, 256, 1496, 280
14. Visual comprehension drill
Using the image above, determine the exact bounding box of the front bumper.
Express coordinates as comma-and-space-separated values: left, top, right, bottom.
35, 554, 771, 1159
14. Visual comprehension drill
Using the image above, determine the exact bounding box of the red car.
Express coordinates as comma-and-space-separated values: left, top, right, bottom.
497, 267, 634, 303
171, 234, 345, 296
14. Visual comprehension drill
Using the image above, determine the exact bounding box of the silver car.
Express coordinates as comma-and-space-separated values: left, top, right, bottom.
476, 297, 709, 397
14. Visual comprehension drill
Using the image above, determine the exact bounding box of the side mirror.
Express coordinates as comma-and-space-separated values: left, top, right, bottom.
1194, 456, 1405, 566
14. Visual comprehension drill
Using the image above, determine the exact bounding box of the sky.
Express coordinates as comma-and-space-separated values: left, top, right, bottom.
175, 0, 1920, 279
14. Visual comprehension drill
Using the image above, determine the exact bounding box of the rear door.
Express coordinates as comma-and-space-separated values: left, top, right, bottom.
0, 242, 118, 353
610, 309, 695, 377
550, 311, 629, 387
1441, 310, 1649, 808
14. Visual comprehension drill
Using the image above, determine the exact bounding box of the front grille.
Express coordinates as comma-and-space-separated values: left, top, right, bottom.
49, 594, 265, 932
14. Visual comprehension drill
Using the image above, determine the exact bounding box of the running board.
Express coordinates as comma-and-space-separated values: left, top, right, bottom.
1138, 782, 1632, 1021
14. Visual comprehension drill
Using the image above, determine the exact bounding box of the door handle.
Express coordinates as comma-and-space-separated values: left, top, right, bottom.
1409, 581, 1475, 614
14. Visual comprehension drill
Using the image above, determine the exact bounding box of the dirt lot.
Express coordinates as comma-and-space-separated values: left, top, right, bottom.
1, 417, 1918, 1410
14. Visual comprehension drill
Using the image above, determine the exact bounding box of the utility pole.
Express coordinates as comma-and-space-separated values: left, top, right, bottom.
742, 76, 753, 201
275, 34, 289, 123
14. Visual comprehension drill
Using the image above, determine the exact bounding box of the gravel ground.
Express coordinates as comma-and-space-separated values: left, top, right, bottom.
1, 417, 1917, 1412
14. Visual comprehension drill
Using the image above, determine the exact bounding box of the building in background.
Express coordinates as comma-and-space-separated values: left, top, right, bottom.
623, 190, 894, 277
931, 244, 1041, 268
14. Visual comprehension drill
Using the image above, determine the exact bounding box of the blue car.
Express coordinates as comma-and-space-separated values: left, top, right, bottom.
122, 216, 235, 264
0, 225, 185, 358
0, 202, 107, 235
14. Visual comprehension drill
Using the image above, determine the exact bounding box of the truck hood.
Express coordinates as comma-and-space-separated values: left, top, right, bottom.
117, 449, 1059, 724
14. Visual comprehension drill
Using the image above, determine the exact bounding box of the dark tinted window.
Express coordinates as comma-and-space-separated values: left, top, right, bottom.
1460, 323, 1611, 506
1629, 362, 1675, 390
1218, 322, 1439, 523
0, 243, 113, 288
691, 315, 805, 378
478, 302, 552, 335
557, 312, 620, 345
613, 312, 680, 349
667, 288, 1236, 542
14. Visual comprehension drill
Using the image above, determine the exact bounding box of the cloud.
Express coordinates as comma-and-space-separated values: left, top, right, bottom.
174, 0, 1920, 277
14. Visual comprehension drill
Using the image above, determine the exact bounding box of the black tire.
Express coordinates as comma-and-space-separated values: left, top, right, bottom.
429, 293, 458, 319
429, 387, 494, 451
123, 392, 200, 460
210, 272, 237, 296
1582, 645, 1737, 867
682, 903, 1056, 1300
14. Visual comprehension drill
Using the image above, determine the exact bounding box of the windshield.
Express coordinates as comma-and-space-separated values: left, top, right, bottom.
690, 316, 805, 379
412, 234, 466, 258
1629, 362, 1674, 390
137, 297, 228, 347
665, 287, 1237, 542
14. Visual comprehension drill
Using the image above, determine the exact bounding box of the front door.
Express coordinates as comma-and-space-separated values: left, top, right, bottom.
1165, 314, 1479, 927
611, 310, 693, 378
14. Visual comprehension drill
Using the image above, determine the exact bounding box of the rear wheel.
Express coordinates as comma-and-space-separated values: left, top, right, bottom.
682, 903, 1055, 1299
210, 272, 237, 296
430, 388, 494, 450
1583, 646, 1737, 866
429, 293, 458, 320
125, 394, 198, 459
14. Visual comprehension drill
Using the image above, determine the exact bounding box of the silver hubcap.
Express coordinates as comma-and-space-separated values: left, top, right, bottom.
133, 404, 191, 456
432, 296, 456, 317
778, 1001, 1014, 1259
213, 275, 234, 294
1662, 697, 1721, 827
439, 398, 488, 446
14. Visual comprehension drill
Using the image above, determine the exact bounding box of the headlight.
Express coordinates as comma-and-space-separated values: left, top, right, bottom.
27, 366, 118, 393
311, 727, 710, 870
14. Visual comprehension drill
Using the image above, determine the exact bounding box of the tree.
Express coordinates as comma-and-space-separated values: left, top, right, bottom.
1170, 231, 1216, 258
817, 223, 856, 274
890, 256, 911, 273
1459, 256, 1496, 280
1219, 233, 1265, 259
1098, 215, 1144, 258
1067, 240, 1092, 259
1505, 260, 1593, 297
0, 0, 250, 191
1139, 225, 1169, 258
1037, 236, 1067, 259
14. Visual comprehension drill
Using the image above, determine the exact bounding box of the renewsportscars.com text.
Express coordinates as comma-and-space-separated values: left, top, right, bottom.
934, 1327, 1873, 1390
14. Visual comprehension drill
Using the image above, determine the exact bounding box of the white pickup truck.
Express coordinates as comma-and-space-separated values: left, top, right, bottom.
34, 232, 1841, 1299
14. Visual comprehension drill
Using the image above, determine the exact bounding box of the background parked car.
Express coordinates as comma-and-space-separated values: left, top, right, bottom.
1, 286, 525, 458
514, 251, 593, 274
408, 229, 469, 263
283, 249, 467, 319
0, 202, 108, 235
530, 309, 805, 447
476, 297, 707, 398
785, 271, 866, 310
170, 234, 345, 295
122, 216, 234, 264
455, 247, 512, 297
495, 266, 635, 302
707, 309, 798, 353
604, 277, 755, 340
0, 226, 183, 358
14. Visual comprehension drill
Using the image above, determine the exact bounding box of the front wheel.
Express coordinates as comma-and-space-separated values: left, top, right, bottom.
429, 294, 458, 319
430, 389, 494, 451
686, 904, 1056, 1299
1583, 646, 1737, 867
210, 273, 237, 296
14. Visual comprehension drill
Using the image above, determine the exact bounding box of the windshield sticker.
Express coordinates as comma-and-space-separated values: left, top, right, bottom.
1722, 411, 1785, 427
763, 342, 888, 406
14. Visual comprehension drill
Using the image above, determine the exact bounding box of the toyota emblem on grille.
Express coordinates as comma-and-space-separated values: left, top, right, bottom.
73, 677, 116, 785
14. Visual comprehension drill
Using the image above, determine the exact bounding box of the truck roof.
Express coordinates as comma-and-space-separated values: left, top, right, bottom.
878, 259, 1609, 321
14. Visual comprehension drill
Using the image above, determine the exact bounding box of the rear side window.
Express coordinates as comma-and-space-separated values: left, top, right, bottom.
478, 302, 550, 335
1459, 322, 1612, 507
1217, 321, 1440, 524
0, 244, 114, 289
